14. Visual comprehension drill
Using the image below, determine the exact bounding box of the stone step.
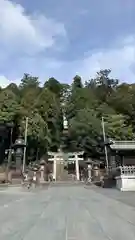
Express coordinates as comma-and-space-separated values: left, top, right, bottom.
50, 180, 82, 186
11, 178, 22, 184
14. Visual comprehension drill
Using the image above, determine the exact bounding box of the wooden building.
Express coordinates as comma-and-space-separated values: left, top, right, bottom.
106, 140, 135, 168
105, 140, 135, 191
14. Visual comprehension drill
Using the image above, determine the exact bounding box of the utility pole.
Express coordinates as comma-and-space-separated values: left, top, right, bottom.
101, 116, 109, 171
22, 117, 28, 173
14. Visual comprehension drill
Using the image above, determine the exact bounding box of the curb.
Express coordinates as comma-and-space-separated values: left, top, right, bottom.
0, 184, 21, 188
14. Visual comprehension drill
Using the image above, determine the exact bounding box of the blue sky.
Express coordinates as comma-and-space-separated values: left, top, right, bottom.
0, 0, 135, 87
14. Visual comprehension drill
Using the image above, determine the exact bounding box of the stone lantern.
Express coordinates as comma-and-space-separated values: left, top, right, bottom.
39, 159, 45, 183
85, 158, 92, 182
12, 136, 26, 170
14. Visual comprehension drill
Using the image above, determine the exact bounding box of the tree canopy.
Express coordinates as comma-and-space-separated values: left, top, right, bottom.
0, 69, 135, 162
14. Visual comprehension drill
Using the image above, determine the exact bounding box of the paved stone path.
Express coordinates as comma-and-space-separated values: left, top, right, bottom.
0, 185, 135, 239
86, 184, 135, 207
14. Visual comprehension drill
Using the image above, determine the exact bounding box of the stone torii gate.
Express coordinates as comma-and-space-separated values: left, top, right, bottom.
48, 151, 84, 181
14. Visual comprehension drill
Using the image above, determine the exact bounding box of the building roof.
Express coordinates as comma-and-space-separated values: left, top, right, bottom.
108, 140, 135, 150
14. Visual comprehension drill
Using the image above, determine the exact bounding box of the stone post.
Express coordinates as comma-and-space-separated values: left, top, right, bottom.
88, 164, 92, 182
75, 154, 80, 181
40, 165, 45, 183
53, 158, 57, 181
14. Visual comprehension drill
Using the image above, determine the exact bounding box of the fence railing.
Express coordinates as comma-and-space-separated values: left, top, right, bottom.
108, 165, 135, 176
118, 166, 135, 175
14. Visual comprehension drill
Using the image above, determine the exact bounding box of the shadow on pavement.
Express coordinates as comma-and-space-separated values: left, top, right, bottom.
88, 183, 135, 208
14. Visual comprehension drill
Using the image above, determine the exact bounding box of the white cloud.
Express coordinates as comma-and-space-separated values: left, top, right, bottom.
0, 75, 14, 87
39, 35, 135, 83
0, 0, 66, 55
73, 35, 135, 82
0, 75, 22, 88
0, 0, 135, 86
2, 35, 134, 85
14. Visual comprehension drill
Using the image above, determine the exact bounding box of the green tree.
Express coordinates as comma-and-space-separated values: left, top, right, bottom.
66, 88, 98, 119
104, 114, 134, 140
107, 83, 133, 117
5, 83, 20, 98
20, 111, 50, 153
68, 109, 102, 155
0, 69, 135, 162
87, 69, 118, 102
96, 69, 118, 88
35, 88, 61, 151
20, 73, 40, 90
0, 89, 19, 122
72, 75, 83, 90
44, 77, 62, 97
